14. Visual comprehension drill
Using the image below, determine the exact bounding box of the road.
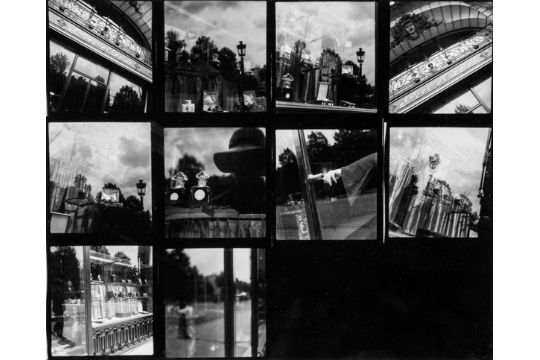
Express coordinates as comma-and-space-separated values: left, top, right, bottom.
165, 301, 251, 358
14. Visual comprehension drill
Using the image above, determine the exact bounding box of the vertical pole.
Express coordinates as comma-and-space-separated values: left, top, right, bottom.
251, 249, 259, 357
294, 130, 322, 240
224, 249, 235, 357
83, 246, 94, 355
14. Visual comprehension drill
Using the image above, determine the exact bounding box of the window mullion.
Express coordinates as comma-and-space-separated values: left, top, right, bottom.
82, 246, 93, 355
224, 248, 235, 357
251, 249, 258, 357
294, 130, 323, 240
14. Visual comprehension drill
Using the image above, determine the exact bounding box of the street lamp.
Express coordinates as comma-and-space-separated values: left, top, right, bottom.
356, 48, 365, 78
236, 41, 247, 112
136, 179, 147, 207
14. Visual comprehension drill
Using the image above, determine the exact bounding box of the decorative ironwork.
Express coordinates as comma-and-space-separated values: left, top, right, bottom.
49, 0, 151, 66
389, 26, 492, 99
92, 315, 152, 355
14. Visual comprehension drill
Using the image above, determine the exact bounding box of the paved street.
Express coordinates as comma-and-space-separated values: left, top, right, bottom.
165, 301, 251, 358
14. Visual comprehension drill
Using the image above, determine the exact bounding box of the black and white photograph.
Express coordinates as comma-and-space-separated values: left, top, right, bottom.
165, 128, 266, 238
48, 122, 152, 236
47, 0, 152, 114
165, 1, 267, 113
276, 1, 376, 112
389, 1, 493, 114
162, 248, 266, 358
275, 129, 378, 240
49, 245, 153, 356
388, 127, 492, 238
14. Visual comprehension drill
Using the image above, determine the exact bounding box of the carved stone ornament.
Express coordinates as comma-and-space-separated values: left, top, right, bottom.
391, 13, 441, 48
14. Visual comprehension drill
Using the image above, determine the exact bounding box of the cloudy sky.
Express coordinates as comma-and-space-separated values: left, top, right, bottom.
390, 127, 490, 214
164, 127, 265, 176
48, 123, 152, 211
165, 1, 267, 68
179, 248, 251, 282
276, 2, 376, 85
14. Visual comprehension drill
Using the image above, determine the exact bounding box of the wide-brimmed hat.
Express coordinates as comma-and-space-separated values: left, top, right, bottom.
214, 128, 266, 174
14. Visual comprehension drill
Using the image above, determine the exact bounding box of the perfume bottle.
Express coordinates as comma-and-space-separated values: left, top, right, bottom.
168, 170, 188, 206
190, 171, 211, 207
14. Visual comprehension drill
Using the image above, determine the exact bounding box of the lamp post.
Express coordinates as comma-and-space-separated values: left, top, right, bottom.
356, 48, 365, 78
236, 41, 247, 112
136, 179, 147, 208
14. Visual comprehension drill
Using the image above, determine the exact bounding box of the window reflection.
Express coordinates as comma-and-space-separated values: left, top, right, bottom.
164, 1, 267, 113
276, 2, 376, 110
164, 249, 225, 358
164, 128, 266, 238
105, 73, 144, 113
48, 40, 147, 114
276, 129, 378, 240
49, 42, 76, 112
233, 249, 251, 357
388, 128, 491, 238
48, 123, 152, 237
433, 77, 492, 114
50, 246, 87, 356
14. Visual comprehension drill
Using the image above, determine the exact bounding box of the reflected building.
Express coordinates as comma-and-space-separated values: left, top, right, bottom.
389, 2, 492, 113
48, 0, 152, 114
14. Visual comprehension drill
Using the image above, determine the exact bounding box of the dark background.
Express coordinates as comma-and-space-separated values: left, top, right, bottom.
267, 240, 492, 359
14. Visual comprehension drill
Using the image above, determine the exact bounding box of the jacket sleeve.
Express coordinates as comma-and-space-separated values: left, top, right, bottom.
340, 153, 377, 205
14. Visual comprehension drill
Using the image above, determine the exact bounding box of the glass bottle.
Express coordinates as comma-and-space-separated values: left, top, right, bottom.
168, 170, 188, 206
190, 171, 211, 207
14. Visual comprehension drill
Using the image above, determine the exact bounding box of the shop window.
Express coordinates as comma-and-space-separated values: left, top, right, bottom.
48, 123, 152, 238
275, 2, 376, 111
164, 128, 266, 238
50, 246, 154, 356
48, 40, 147, 113
49, 42, 76, 112
164, 1, 267, 113
388, 127, 492, 238
163, 248, 266, 358
276, 129, 378, 240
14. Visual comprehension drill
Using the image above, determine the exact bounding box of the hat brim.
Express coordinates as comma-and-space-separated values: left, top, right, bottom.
214, 147, 266, 174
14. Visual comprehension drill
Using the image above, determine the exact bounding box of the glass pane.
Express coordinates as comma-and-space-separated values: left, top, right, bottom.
164, 1, 267, 112
233, 249, 251, 357
388, 128, 490, 238
276, 2, 376, 110
50, 246, 87, 356
61, 74, 89, 113
105, 73, 144, 113
164, 249, 225, 358
164, 128, 266, 238
74, 56, 110, 83
472, 77, 492, 111
275, 130, 310, 240
48, 123, 152, 237
90, 246, 153, 355
432, 90, 479, 114
472, 106, 488, 114
49, 41, 76, 112
304, 129, 378, 240
255, 249, 266, 357
83, 80, 107, 114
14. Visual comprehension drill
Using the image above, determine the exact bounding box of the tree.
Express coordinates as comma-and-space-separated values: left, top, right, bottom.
50, 53, 70, 75
190, 36, 219, 65
90, 245, 110, 255
114, 251, 131, 264
111, 85, 141, 112
454, 104, 471, 114
218, 46, 238, 78
166, 30, 187, 65
124, 195, 144, 212
306, 131, 332, 172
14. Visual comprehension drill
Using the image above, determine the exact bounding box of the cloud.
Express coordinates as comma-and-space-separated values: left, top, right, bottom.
118, 136, 151, 168
165, 1, 267, 66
